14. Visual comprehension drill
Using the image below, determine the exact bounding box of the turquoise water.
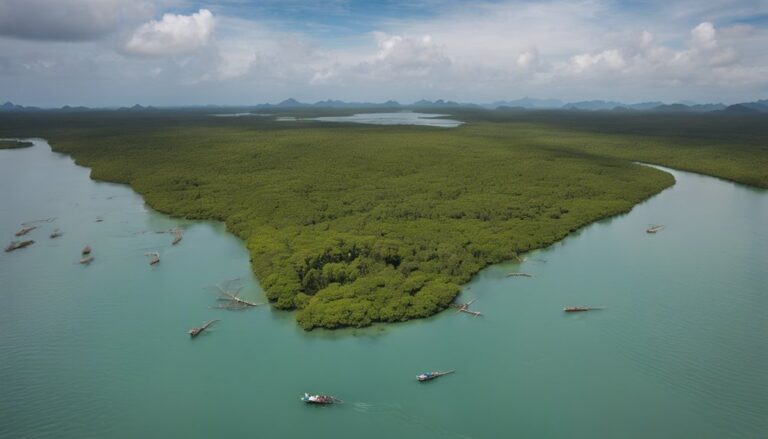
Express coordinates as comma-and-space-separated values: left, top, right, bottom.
1, 140, 766, 438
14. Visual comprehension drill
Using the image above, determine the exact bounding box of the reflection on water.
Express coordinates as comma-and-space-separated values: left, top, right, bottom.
278, 112, 464, 127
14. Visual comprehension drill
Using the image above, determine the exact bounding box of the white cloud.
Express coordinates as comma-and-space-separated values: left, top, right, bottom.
2, 0, 768, 105
124, 9, 215, 57
691, 22, 718, 50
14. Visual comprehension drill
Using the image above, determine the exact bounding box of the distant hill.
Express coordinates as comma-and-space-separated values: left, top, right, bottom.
732, 100, 768, 113
492, 97, 563, 109
721, 104, 763, 114
1, 98, 765, 113
562, 100, 626, 111
0, 101, 41, 111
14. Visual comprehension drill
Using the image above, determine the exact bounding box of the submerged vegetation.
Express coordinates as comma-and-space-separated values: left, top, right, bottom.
0, 139, 33, 149
0, 109, 765, 329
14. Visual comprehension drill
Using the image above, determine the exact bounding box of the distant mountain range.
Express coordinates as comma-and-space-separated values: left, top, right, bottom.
2, 98, 768, 113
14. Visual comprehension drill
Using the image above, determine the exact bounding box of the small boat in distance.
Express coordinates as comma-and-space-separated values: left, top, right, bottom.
188, 319, 219, 338
15, 226, 36, 237
50, 229, 63, 239
646, 225, 664, 233
563, 306, 603, 313
5, 240, 34, 252
171, 228, 183, 245
417, 370, 455, 382
80, 255, 94, 265
82, 245, 92, 255
146, 251, 160, 265
301, 393, 340, 405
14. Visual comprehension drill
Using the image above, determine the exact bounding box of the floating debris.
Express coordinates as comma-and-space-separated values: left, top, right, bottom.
188, 319, 219, 338
49, 229, 63, 239
15, 226, 36, 237
5, 240, 34, 252
506, 272, 533, 278
417, 370, 455, 382
450, 299, 482, 317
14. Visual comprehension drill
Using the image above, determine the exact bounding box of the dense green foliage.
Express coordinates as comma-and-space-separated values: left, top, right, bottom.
0, 139, 33, 149
0, 109, 765, 329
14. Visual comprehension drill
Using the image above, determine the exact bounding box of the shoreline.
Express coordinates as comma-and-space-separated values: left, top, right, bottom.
21, 136, 679, 331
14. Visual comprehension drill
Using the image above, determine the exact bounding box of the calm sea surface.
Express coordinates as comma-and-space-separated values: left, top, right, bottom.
1, 140, 766, 438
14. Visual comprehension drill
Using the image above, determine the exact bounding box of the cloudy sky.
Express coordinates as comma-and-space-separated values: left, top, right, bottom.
1, 0, 767, 106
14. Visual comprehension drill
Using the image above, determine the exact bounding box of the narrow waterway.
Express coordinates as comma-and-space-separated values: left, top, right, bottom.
1, 140, 765, 438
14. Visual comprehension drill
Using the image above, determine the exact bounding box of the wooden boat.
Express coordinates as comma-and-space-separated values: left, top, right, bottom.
172, 229, 183, 245
5, 240, 34, 252
188, 319, 219, 338
417, 370, 455, 382
563, 306, 603, 313
82, 245, 92, 255
301, 393, 340, 405
80, 255, 94, 265
50, 229, 63, 239
506, 272, 533, 278
646, 225, 664, 234
15, 226, 36, 237
146, 251, 160, 265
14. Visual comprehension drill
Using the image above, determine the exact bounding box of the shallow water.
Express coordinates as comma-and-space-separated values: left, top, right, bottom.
290, 112, 463, 127
1, 140, 766, 438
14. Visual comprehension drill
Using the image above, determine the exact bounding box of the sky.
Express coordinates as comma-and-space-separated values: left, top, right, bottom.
1, 0, 767, 106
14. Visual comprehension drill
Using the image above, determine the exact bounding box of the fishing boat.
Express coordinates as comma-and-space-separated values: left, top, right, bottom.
5, 240, 34, 252
301, 393, 339, 405
646, 225, 664, 233
50, 229, 63, 238
15, 226, 36, 237
417, 370, 456, 382
80, 255, 94, 265
82, 245, 92, 255
172, 229, 183, 245
563, 306, 603, 312
146, 251, 160, 265
188, 319, 219, 338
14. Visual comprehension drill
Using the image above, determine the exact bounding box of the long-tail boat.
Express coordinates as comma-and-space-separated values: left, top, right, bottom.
5, 240, 34, 252
646, 225, 664, 233
188, 319, 219, 337
417, 370, 456, 382
172, 229, 183, 245
563, 306, 603, 312
147, 252, 160, 265
301, 393, 340, 405
15, 226, 36, 237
